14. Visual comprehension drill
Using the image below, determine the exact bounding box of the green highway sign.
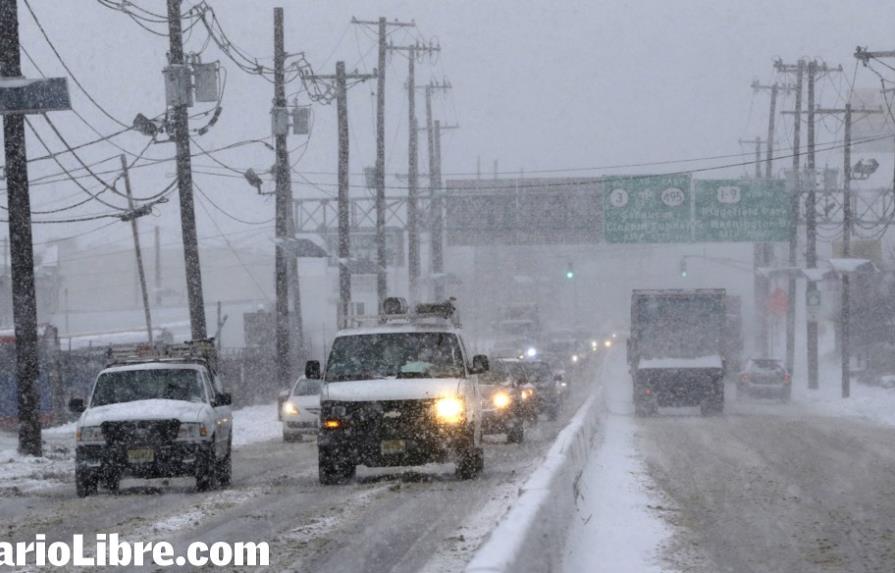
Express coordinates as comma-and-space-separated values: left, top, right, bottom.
602, 174, 692, 243
694, 179, 789, 242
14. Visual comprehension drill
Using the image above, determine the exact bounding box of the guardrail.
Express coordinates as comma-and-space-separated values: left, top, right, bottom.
466, 359, 605, 573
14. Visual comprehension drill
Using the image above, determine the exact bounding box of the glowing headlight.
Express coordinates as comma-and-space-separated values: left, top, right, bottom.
520, 388, 533, 400
434, 396, 464, 424
526, 347, 537, 358
492, 391, 512, 409
604, 339, 612, 348
176, 422, 209, 441
76, 425, 104, 444
282, 401, 299, 416
571, 354, 579, 363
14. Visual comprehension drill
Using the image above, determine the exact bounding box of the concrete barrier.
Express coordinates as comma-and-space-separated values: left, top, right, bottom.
466, 361, 605, 573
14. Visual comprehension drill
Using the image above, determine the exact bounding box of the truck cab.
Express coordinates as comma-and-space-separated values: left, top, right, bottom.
68, 340, 232, 496
307, 298, 488, 484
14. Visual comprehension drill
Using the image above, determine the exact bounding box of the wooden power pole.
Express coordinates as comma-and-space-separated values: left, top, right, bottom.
166, 0, 207, 340
1, 0, 42, 456
120, 155, 153, 344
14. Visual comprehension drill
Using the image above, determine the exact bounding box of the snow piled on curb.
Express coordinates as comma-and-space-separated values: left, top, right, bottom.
231, 402, 281, 448
794, 365, 895, 428
561, 413, 670, 572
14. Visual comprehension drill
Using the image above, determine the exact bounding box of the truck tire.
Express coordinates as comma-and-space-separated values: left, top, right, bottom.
700, 384, 725, 416
216, 438, 232, 487
318, 448, 355, 485
456, 446, 484, 480
76, 468, 97, 498
506, 420, 524, 444
196, 443, 219, 492
102, 468, 121, 493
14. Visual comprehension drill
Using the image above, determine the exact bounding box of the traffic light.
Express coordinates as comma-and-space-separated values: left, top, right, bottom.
679, 258, 688, 278
565, 262, 575, 280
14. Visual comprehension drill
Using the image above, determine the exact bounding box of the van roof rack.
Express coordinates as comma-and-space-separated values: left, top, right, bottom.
345, 297, 461, 329
105, 338, 218, 373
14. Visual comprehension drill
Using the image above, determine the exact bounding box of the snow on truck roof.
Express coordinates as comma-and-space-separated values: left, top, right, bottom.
101, 362, 207, 374
336, 322, 459, 337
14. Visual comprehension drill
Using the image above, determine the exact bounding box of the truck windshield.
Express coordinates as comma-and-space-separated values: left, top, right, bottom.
91, 369, 205, 407
638, 297, 723, 359
325, 332, 465, 382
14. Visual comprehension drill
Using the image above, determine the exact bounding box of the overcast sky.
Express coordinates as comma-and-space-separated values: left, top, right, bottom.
4, 0, 895, 255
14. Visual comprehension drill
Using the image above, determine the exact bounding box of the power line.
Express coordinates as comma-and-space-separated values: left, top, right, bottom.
23, 0, 131, 128
193, 179, 274, 225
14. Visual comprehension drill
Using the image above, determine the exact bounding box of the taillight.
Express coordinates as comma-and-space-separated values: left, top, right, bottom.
644, 388, 652, 396
783, 373, 791, 384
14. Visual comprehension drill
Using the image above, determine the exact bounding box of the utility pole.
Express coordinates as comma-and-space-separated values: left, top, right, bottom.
842, 102, 852, 399
805, 60, 818, 390
738, 137, 763, 179
351, 17, 415, 312
304, 63, 376, 327
407, 46, 420, 303
273, 7, 293, 388
775, 58, 804, 379
433, 119, 447, 300
154, 225, 162, 306
1, 0, 41, 456
803, 104, 882, 397
166, 0, 207, 340
386, 41, 439, 303
120, 155, 153, 344
418, 80, 451, 300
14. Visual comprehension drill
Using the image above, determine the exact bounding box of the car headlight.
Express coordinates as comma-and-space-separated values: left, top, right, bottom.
282, 401, 299, 416
520, 388, 533, 400
76, 425, 104, 445
176, 422, 209, 441
492, 391, 512, 409
571, 354, 579, 363
434, 396, 464, 424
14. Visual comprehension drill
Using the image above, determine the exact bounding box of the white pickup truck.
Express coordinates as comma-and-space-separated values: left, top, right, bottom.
307, 298, 488, 485
69, 341, 233, 497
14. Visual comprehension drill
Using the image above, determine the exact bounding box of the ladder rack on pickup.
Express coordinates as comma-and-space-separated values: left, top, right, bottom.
104, 338, 218, 374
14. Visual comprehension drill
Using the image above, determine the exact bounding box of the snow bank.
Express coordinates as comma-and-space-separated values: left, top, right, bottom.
561, 413, 670, 572
795, 364, 895, 428
465, 361, 604, 573
231, 402, 282, 448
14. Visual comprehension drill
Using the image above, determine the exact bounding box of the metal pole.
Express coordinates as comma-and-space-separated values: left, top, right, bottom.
375, 17, 387, 312
154, 225, 162, 306
336, 62, 351, 328
841, 103, 852, 399
167, 0, 207, 340
754, 137, 762, 179
120, 154, 153, 344
273, 7, 291, 388
806, 60, 819, 390
766, 84, 778, 179
433, 119, 445, 300
407, 47, 420, 304
786, 61, 804, 379
1, 0, 42, 456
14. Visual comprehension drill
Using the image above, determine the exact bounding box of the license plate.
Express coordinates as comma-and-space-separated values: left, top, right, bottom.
380, 440, 406, 455
127, 448, 155, 464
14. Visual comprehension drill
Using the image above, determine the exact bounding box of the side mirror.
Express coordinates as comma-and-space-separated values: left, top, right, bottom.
215, 392, 232, 407
68, 397, 85, 414
471, 355, 490, 374
305, 360, 321, 380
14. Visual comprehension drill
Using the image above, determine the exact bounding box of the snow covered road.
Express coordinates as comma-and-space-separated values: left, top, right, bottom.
0, 365, 599, 572
567, 349, 895, 573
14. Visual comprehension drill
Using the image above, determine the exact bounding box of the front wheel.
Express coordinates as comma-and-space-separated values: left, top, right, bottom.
318, 448, 355, 485
75, 468, 97, 498
196, 444, 219, 492
456, 447, 484, 480
506, 420, 524, 444
216, 438, 232, 487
